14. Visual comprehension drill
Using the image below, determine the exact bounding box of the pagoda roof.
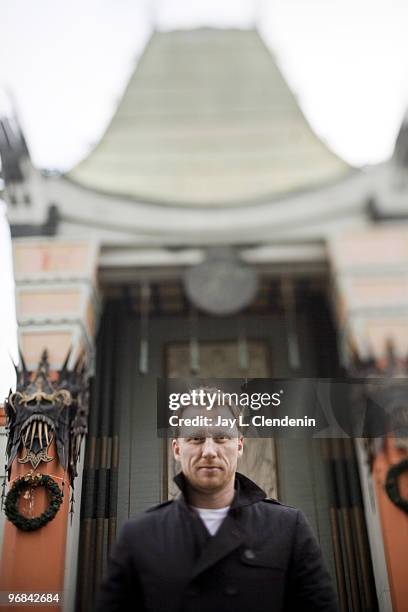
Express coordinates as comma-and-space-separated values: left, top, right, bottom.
67, 28, 351, 207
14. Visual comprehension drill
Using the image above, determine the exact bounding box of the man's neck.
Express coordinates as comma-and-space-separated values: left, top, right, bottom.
187, 479, 235, 509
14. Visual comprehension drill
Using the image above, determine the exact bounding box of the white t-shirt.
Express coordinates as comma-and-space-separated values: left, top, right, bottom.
192, 505, 230, 536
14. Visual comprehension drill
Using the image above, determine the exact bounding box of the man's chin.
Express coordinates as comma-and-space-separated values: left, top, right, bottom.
193, 472, 225, 489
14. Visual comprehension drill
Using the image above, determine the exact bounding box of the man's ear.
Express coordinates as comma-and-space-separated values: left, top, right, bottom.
172, 438, 181, 462
237, 435, 244, 458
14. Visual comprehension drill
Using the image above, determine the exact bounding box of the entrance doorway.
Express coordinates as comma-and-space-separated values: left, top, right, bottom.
75, 280, 378, 611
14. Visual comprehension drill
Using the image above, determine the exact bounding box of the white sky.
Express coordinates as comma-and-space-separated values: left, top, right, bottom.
0, 203, 18, 400
0, 0, 408, 396
0, 0, 407, 170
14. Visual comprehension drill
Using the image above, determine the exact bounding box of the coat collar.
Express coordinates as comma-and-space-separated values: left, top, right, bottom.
173, 471, 266, 509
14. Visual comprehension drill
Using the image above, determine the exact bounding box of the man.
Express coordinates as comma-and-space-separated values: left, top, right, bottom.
95, 394, 339, 611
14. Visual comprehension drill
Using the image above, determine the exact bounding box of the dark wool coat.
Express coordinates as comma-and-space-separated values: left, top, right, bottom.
95, 472, 339, 612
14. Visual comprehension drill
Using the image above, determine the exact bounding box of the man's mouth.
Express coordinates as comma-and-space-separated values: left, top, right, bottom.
198, 466, 222, 471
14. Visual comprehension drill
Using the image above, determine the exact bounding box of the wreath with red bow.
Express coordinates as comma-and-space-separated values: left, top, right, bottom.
4, 473, 63, 532
385, 458, 408, 515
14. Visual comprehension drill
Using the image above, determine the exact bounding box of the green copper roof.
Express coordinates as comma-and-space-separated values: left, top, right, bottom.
68, 28, 351, 207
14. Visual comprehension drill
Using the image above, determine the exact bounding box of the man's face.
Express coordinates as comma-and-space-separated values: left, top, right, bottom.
172, 404, 244, 494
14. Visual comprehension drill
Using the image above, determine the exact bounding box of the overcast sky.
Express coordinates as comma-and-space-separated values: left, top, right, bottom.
0, 0, 407, 171
1, 0, 408, 397
0, 204, 17, 400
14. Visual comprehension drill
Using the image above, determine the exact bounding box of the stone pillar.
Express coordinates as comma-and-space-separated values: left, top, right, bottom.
0, 238, 99, 612
328, 225, 408, 612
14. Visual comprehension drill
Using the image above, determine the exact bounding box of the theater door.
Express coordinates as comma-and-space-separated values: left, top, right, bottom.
75, 283, 376, 611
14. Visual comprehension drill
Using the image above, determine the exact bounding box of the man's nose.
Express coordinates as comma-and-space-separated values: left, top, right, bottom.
201, 437, 217, 457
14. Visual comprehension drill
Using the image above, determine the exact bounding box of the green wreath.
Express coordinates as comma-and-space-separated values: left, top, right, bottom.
385, 458, 408, 515
4, 473, 63, 532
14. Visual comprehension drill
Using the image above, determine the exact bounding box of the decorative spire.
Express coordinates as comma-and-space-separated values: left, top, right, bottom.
4, 349, 88, 489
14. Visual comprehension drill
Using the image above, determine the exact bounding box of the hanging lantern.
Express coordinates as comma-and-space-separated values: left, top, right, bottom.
139, 281, 151, 375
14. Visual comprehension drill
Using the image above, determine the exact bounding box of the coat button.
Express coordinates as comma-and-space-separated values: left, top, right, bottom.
224, 586, 238, 596
243, 549, 255, 560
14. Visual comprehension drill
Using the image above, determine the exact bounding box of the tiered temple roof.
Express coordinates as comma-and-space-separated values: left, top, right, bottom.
68, 28, 350, 207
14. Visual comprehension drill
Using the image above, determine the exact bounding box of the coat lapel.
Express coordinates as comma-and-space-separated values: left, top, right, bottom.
173, 471, 266, 579
191, 513, 245, 579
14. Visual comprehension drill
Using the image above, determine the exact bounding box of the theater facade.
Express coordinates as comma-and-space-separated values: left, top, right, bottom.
1, 28, 408, 612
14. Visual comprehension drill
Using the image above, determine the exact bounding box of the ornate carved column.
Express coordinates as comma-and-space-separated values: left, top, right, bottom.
328, 226, 408, 612
0, 238, 99, 612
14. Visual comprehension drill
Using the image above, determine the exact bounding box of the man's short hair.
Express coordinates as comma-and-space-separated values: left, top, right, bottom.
173, 386, 244, 438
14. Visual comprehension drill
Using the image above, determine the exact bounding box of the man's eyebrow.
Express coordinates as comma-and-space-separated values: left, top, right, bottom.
183, 428, 207, 438
181, 425, 235, 438
212, 428, 232, 437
